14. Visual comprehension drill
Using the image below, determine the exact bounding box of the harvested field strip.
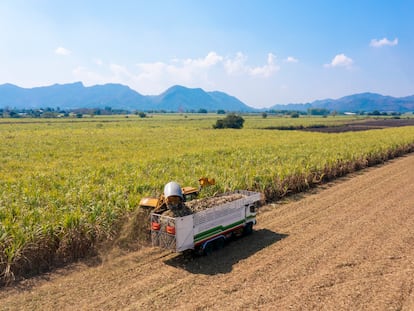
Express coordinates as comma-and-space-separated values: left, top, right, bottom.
302, 118, 414, 133
261, 118, 414, 132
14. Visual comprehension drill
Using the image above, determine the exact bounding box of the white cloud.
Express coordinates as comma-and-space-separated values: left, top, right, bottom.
136, 61, 167, 81
285, 56, 299, 63
137, 60, 202, 87
73, 63, 140, 88
223, 52, 280, 77
93, 58, 103, 66
224, 52, 248, 75
73, 66, 106, 84
110, 63, 132, 77
55, 47, 71, 56
138, 51, 279, 80
183, 51, 223, 68
72, 51, 281, 96
324, 53, 353, 69
370, 37, 398, 47
249, 53, 280, 77
133, 52, 227, 89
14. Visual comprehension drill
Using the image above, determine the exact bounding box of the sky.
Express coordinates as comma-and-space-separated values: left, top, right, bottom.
1, 1, 413, 108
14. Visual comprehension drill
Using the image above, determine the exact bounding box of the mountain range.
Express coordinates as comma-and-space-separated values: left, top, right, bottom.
270, 93, 414, 113
0, 82, 251, 112
0, 82, 413, 113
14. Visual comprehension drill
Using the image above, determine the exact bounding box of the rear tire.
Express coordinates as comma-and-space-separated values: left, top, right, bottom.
204, 241, 214, 256
243, 222, 253, 236
216, 237, 225, 250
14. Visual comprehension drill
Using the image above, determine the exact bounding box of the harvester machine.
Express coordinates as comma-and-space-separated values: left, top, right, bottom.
138, 177, 215, 212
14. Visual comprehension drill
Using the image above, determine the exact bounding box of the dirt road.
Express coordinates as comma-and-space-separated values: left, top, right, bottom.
1, 155, 414, 310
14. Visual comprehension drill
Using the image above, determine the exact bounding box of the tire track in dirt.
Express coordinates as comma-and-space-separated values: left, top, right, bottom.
241, 157, 414, 310
1, 155, 413, 310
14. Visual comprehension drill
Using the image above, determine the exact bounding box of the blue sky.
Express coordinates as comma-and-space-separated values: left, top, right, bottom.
1, 1, 413, 108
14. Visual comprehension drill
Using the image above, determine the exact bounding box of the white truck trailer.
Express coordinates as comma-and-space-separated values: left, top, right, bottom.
150, 188, 262, 255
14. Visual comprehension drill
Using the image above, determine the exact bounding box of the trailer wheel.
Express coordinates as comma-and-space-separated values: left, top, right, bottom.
243, 222, 253, 236
194, 246, 204, 257
204, 241, 214, 256
216, 237, 225, 250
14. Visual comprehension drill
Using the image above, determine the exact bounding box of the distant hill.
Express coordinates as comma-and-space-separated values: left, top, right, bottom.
270, 92, 414, 113
0, 82, 253, 112
1, 82, 413, 113
151, 85, 250, 112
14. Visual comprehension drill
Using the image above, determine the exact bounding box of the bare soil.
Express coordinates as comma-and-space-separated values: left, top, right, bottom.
1, 155, 413, 310
304, 118, 414, 133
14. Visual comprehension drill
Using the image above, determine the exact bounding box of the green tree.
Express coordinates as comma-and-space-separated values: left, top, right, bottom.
290, 112, 300, 118
307, 108, 330, 116
9, 111, 19, 118
213, 114, 245, 129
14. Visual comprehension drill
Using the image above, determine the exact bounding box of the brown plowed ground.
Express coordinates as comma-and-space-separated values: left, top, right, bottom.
1, 155, 414, 310
304, 118, 414, 133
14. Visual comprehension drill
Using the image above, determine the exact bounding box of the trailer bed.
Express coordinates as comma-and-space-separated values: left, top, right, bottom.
150, 190, 262, 253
